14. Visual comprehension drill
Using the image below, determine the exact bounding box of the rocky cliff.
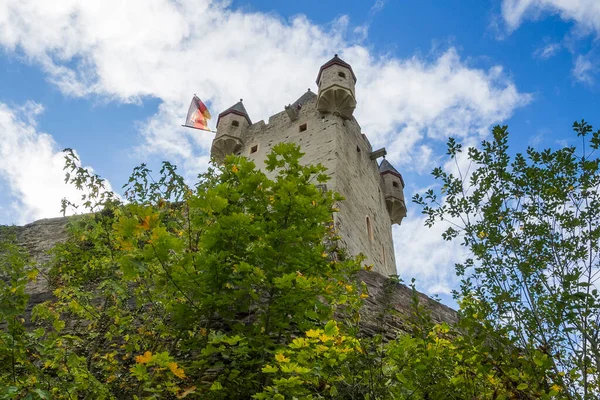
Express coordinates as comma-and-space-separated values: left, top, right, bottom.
4, 216, 458, 337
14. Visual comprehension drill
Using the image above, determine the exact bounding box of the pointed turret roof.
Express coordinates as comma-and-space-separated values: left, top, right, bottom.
379, 159, 405, 187
316, 54, 357, 85
291, 89, 317, 109
217, 99, 252, 125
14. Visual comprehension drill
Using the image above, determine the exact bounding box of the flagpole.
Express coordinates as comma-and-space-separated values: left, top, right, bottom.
181, 125, 217, 134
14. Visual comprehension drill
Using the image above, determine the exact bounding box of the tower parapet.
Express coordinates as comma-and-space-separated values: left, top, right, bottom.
379, 159, 407, 225
316, 54, 357, 120
211, 100, 251, 163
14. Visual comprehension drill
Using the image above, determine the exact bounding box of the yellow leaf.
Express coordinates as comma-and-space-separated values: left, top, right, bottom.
345, 285, 353, 292
275, 353, 290, 363
262, 364, 278, 373
319, 334, 333, 343
360, 293, 369, 299
364, 264, 373, 271
135, 351, 153, 364
231, 165, 239, 173
141, 215, 152, 230
306, 329, 320, 338
177, 386, 197, 399
569, 185, 574, 191
478, 231, 486, 239
168, 362, 186, 379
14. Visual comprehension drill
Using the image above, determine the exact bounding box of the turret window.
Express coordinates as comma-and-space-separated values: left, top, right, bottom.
392, 181, 399, 188
232, 120, 239, 127
338, 71, 346, 79
250, 145, 258, 154
299, 123, 307, 132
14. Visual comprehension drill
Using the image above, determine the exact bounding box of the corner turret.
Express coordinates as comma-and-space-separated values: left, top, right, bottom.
211, 100, 252, 163
316, 54, 357, 120
379, 159, 407, 225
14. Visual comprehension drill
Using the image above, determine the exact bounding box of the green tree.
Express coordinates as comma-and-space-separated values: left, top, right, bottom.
415, 121, 600, 399
1, 140, 562, 399
1, 143, 363, 399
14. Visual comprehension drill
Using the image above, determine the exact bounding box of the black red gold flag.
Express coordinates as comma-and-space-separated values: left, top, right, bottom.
183, 95, 212, 131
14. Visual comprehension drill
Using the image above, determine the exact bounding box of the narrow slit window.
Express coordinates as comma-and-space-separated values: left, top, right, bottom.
366, 216, 373, 242
299, 123, 307, 132
250, 145, 258, 154
338, 71, 346, 79
232, 120, 239, 127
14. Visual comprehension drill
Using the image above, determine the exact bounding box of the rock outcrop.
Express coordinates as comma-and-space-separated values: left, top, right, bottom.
3, 216, 458, 336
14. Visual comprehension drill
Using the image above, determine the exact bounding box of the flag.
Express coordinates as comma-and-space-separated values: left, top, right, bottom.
184, 95, 211, 131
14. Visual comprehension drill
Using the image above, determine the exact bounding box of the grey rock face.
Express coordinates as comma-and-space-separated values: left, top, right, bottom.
5, 216, 458, 336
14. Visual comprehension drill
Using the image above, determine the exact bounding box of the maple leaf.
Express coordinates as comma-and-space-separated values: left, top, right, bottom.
135, 351, 153, 364
168, 362, 186, 379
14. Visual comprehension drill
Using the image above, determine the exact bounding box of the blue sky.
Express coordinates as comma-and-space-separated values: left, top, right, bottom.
1, 0, 599, 301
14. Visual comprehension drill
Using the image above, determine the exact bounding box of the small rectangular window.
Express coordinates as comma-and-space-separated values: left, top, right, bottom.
299, 123, 307, 132
250, 145, 258, 154
392, 181, 399, 188
338, 71, 346, 78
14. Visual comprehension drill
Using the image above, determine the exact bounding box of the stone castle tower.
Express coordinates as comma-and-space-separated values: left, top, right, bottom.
210, 55, 407, 276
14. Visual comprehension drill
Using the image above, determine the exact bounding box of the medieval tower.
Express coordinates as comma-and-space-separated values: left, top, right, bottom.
210, 55, 407, 276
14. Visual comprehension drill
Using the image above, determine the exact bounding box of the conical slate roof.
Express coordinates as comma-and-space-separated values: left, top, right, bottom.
217, 99, 252, 125
379, 159, 400, 175
316, 54, 357, 84
379, 159, 405, 187
291, 89, 317, 109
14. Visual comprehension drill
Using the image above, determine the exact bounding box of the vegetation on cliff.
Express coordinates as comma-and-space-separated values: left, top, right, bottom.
0, 140, 577, 398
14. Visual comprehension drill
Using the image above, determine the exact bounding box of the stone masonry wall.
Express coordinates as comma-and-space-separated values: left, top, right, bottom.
230, 95, 397, 276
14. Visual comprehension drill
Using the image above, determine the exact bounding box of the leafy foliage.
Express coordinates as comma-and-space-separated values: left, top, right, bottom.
0, 141, 564, 399
415, 121, 600, 399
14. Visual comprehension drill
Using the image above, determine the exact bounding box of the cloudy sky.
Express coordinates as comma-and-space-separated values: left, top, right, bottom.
1, 0, 599, 303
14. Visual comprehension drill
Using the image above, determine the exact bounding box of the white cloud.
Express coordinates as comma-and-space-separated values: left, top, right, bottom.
0, 0, 532, 295
0, 102, 112, 225
501, 0, 600, 34
0, 0, 530, 170
573, 54, 595, 84
533, 42, 561, 59
501, 1, 600, 86
370, 0, 387, 15
393, 217, 467, 296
